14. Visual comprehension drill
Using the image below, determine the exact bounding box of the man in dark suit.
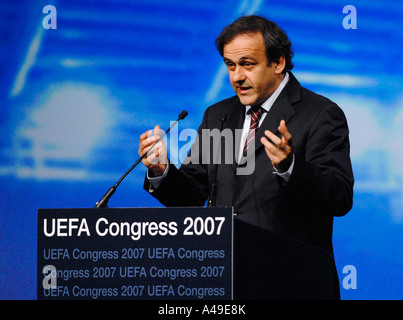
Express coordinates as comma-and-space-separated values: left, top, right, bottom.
138, 15, 354, 299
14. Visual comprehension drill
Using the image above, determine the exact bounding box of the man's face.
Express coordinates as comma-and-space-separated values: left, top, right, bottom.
223, 32, 284, 106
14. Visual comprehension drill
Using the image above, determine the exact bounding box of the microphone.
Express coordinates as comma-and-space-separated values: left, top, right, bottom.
94, 110, 188, 208
178, 110, 188, 120
207, 113, 227, 207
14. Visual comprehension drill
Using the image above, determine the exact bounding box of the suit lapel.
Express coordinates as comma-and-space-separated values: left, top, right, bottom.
254, 73, 300, 153
225, 98, 245, 132
222, 98, 245, 168
254, 95, 295, 152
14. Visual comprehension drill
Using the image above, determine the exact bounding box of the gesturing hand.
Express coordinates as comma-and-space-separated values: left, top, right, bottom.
138, 125, 167, 177
260, 120, 293, 173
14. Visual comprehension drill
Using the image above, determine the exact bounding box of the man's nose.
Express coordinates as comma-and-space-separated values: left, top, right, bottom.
231, 66, 246, 83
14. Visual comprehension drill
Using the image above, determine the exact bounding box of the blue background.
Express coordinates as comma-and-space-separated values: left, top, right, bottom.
1, 0, 402, 299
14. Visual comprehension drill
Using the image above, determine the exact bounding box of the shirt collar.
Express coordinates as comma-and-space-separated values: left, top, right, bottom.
245, 72, 290, 115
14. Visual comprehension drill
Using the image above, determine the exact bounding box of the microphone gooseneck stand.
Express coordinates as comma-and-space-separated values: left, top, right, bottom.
94, 110, 188, 208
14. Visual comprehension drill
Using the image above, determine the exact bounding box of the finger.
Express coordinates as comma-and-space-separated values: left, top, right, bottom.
261, 135, 282, 157
147, 149, 159, 164
262, 130, 291, 154
263, 130, 282, 148
141, 133, 160, 153
278, 120, 292, 145
154, 125, 162, 138
143, 144, 156, 157
144, 125, 164, 152
140, 129, 152, 141
142, 142, 159, 163
148, 142, 167, 165
263, 129, 290, 153
139, 130, 153, 156
139, 130, 151, 148
153, 142, 163, 159
260, 136, 283, 163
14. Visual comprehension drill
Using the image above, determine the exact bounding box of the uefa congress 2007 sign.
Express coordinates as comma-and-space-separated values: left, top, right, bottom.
38, 207, 233, 300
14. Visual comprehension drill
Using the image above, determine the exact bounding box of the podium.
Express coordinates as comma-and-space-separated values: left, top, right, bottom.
38, 207, 338, 300
234, 218, 337, 300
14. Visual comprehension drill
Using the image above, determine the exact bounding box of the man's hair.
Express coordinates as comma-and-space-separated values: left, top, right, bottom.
215, 15, 294, 73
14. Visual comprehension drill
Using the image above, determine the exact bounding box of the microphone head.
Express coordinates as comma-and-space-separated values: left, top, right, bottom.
178, 110, 188, 120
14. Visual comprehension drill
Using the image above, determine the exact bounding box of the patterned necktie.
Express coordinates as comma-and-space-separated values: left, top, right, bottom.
243, 105, 264, 157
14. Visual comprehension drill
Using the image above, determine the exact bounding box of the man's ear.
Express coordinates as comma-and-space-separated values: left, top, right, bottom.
274, 56, 286, 74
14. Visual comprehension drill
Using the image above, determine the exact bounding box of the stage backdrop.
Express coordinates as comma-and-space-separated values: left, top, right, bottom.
1, 0, 402, 299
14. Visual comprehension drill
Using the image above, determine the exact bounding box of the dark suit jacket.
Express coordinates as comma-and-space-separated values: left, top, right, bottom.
145, 72, 354, 252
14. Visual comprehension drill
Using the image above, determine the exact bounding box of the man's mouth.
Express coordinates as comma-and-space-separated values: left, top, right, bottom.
238, 86, 252, 94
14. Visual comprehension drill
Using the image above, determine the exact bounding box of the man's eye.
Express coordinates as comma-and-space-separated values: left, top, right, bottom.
225, 63, 235, 70
243, 62, 255, 67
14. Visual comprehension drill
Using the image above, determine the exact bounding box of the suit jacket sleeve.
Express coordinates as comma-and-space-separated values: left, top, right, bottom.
283, 102, 354, 217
